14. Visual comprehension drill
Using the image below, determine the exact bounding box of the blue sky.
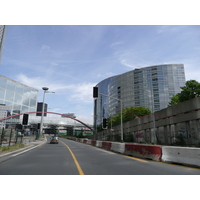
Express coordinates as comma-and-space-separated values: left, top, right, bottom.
0, 25, 200, 124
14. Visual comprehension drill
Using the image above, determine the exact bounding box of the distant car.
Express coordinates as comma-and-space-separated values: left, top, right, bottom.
50, 136, 59, 144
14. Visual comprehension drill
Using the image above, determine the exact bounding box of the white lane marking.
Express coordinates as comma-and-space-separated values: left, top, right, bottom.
94, 148, 115, 154
11, 145, 39, 157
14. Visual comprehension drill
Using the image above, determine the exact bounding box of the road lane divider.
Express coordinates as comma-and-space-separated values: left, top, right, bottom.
122, 155, 148, 163
60, 141, 84, 175
11, 145, 40, 157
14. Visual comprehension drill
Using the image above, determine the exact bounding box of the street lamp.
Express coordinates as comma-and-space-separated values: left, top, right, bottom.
39, 87, 55, 136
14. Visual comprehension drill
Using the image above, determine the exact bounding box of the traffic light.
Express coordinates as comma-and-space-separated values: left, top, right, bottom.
93, 87, 98, 98
22, 114, 29, 125
102, 118, 108, 129
37, 123, 40, 129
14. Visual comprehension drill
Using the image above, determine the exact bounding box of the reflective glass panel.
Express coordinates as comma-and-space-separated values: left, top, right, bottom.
24, 87, 31, 96
14, 93, 23, 104
29, 90, 37, 99
7, 80, 16, 92
0, 76, 7, 89
22, 106, 28, 113
0, 87, 5, 99
30, 98, 36, 108
15, 84, 24, 94
22, 96, 30, 106
13, 104, 21, 114
5, 90, 14, 102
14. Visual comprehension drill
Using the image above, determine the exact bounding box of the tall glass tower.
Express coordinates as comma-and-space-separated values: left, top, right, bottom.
0, 25, 6, 62
94, 64, 186, 126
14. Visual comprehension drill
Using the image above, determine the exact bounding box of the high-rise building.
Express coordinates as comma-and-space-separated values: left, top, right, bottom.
0, 74, 38, 119
94, 64, 186, 126
0, 25, 6, 62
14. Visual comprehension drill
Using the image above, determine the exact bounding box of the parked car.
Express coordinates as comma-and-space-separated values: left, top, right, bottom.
50, 136, 59, 144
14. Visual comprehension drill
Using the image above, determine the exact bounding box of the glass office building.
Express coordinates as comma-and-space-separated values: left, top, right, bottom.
0, 75, 38, 120
94, 64, 186, 126
0, 25, 6, 61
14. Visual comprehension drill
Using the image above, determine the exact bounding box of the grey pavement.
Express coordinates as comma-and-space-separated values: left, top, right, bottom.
0, 135, 47, 159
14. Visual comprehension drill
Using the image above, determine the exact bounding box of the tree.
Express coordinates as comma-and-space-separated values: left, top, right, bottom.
168, 80, 200, 106
106, 106, 151, 129
179, 80, 200, 101
122, 106, 151, 123
168, 93, 181, 106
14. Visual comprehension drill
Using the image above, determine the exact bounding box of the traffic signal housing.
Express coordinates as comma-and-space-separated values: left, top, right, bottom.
102, 118, 108, 129
93, 87, 98, 98
22, 114, 29, 125
37, 123, 40, 130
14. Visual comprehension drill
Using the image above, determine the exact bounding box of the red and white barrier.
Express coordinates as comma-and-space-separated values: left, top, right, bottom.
96, 140, 102, 148
91, 140, 96, 146
102, 142, 112, 150
111, 142, 125, 154
75, 138, 200, 167
86, 139, 92, 145
124, 144, 162, 161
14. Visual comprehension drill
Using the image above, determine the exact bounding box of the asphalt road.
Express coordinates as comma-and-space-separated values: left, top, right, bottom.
0, 136, 200, 175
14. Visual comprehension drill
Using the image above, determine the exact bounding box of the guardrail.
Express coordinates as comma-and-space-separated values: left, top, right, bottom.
76, 138, 200, 168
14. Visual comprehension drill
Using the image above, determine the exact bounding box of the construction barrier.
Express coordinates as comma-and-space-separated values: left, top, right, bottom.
91, 140, 96, 146
110, 142, 125, 154
86, 139, 92, 145
124, 144, 162, 161
74, 138, 200, 167
102, 142, 112, 150
83, 139, 88, 143
162, 146, 200, 167
96, 140, 102, 148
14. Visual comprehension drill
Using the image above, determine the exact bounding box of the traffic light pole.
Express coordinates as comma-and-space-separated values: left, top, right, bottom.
99, 92, 123, 143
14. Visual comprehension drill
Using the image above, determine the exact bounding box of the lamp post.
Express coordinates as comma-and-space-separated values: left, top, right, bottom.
40, 87, 55, 136
99, 93, 123, 142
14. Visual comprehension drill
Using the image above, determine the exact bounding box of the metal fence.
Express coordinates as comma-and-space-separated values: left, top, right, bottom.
0, 127, 39, 148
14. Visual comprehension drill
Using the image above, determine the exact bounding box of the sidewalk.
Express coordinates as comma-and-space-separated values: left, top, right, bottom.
0, 135, 47, 157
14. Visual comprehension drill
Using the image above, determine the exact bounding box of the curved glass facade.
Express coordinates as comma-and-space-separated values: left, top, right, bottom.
94, 64, 186, 126
0, 75, 38, 118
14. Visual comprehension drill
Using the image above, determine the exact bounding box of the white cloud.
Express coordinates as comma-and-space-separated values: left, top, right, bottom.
41, 45, 50, 50
16, 73, 71, 91
70, 82, 94, 103
16, 73, 95, 104
121, 59, 135, 69
110, 41, 124, 48
96, 72, 116, 78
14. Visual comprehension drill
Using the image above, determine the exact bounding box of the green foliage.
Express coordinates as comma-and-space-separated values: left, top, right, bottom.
0, 144, 25, 153
168, 93, 181, 106
179, 80, 200, 101
122, 107, 151, 123
97, 106, 151, 132
169, 80, 200, 106
124, 132, 134, 142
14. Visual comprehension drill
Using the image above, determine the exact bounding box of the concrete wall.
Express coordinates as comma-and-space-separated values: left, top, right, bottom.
95, 97, 200, 146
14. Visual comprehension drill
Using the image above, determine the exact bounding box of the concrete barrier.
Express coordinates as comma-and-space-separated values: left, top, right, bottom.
162, 146, 200, 167
102, 142, 112, 150
96, 140, 102, 148
74, 138, 200, 167
124, 144, 162, 161
86, 139, 92, 145
83, 139, 88, 143
80, 139, 84, 143
91, 140, 96, 146
111, 142, 125, 154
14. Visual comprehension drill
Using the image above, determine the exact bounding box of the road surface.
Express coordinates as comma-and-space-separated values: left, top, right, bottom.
0, 136, 200, 175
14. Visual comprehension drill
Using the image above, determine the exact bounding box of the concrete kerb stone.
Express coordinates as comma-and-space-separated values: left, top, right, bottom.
0, 135, 47, 158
